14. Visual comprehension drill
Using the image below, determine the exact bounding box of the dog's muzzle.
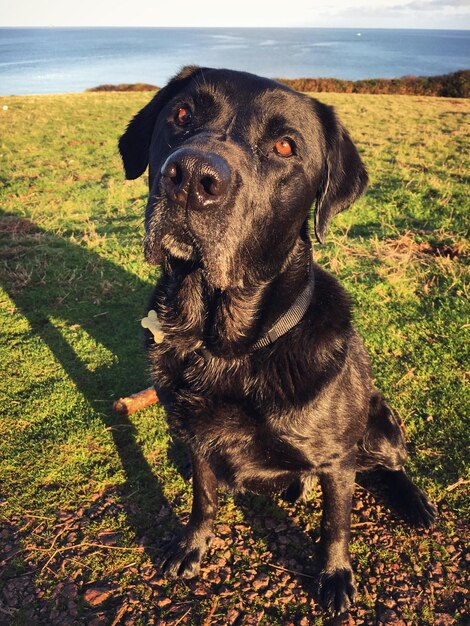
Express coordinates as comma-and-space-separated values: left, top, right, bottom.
160, 148, 231, 211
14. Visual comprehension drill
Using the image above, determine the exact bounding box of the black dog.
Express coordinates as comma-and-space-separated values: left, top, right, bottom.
119, 66, 435, 614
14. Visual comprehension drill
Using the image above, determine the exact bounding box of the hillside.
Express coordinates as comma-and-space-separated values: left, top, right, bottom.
0, 91, 468, 625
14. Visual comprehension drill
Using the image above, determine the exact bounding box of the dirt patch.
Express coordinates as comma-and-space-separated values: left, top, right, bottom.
0, 216, 40, 237
383, 233, 468, 260
1, 485, 468, 625
0, 245, 28, 259
0, 263, 33, 293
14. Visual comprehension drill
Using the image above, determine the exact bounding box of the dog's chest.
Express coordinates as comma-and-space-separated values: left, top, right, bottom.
159, 351, 343, 490
178, 398, 315, 490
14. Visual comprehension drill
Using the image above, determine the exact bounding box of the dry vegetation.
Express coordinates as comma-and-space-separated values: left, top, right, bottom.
87, 70, 470, 98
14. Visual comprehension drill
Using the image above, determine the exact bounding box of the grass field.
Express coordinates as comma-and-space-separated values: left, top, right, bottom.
0, 91, 469, 626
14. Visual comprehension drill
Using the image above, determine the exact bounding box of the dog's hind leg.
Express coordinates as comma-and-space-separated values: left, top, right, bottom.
357, 391, 408, 472
357, 391, 436, 528
161, 449, 218, 579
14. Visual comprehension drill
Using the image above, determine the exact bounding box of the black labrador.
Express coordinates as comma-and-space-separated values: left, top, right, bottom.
118, 66, 435, 615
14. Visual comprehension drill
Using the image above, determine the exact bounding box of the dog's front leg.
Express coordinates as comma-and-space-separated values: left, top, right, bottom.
318, 464, 357, 615
162, 450, 218, 579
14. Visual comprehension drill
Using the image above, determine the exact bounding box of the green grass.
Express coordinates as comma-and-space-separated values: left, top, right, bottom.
0, 91, 469, 625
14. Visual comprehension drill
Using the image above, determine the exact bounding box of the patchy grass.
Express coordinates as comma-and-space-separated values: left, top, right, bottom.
0, 91, 468, 625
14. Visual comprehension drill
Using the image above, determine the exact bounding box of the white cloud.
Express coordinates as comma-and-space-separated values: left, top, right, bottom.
0, 0, 469, 27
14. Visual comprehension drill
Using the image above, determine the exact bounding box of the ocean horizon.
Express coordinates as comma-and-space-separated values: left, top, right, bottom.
0, 27, 469, 96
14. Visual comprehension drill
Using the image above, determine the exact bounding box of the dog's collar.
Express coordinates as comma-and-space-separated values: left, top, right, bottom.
199, 264, 315, 358
251, 263, 315, 351
143, 264, 315, 358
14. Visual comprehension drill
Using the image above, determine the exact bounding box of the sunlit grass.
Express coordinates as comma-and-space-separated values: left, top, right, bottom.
0, 91, 468, 625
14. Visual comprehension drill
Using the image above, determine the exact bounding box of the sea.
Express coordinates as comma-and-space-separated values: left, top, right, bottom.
0, 27, 469, 96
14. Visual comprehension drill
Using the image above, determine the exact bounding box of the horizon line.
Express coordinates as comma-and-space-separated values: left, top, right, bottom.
1, 25, 469, 31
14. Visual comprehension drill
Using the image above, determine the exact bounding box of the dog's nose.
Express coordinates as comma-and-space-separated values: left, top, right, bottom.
161, 149, 231, 210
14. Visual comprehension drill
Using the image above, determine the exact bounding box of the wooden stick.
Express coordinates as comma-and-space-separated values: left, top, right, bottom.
201, 597, 219, 626
445, 477, 470, 492
113, 387, 158, 416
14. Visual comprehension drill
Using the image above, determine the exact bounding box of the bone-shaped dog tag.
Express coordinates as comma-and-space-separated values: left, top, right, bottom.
141, 309, 165, 343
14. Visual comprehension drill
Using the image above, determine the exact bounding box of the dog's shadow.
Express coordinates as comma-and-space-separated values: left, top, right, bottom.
167, 436, 323, 614
235, 490, 322, 591
0, 212, 183, 563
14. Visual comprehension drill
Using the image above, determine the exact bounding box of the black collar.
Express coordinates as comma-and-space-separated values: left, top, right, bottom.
251, 262, 315, 351
200, 262, 315, 358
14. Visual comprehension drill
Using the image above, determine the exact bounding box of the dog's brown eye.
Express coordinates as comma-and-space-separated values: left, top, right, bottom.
176, 106, 192, 126
274, 138, 294, 157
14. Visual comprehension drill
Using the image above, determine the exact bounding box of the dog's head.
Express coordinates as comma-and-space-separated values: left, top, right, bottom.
119, 66, 368, 289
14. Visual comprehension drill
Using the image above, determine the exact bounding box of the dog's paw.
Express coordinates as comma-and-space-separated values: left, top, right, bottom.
387, 474, 437, 528
403, 486, 437, 529
318, 567, 356, 615
376, 470, 437, 529
161, 530, 212, 579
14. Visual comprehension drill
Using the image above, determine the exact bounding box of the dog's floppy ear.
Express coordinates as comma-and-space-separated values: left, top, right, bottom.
118, 65, 204, 180
313, 102, 368, 244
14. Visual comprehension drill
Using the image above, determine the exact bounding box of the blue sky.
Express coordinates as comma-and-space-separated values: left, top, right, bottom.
1, 0, 469, 29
